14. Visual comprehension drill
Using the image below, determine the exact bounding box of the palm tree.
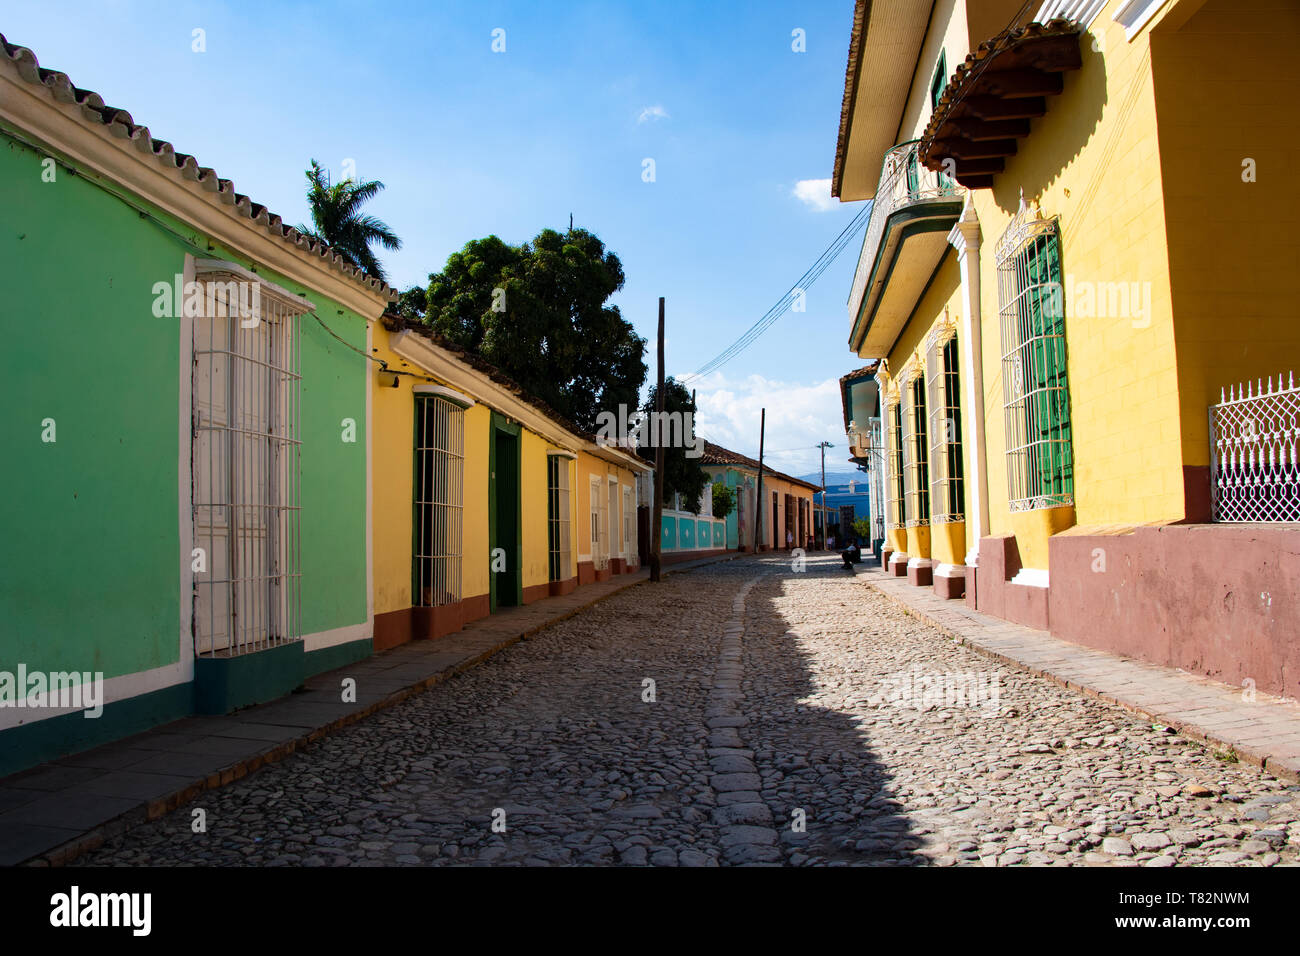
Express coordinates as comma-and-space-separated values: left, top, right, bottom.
296, 160, 401, 285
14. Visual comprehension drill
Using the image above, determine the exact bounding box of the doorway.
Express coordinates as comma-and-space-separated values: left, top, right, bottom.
489, 414, 521, 610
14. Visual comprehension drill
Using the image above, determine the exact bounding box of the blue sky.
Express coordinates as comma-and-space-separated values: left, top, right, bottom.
5, 0, 869, 476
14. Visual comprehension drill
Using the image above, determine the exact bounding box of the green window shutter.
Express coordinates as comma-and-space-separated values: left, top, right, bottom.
1017, 233, 1072, 499
930, 51, 947, 111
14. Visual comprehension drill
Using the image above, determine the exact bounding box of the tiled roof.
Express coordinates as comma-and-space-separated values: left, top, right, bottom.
918, 18, 1082, 188
699, 441, 822, 492
831, 0, 870, 199
839, 361, 879, 387
381, 315, 645, 471
0, 33, 395, 300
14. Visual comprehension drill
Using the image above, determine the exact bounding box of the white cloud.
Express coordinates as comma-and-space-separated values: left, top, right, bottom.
792, 178, 835, 212
637, 104, 669, 124
687, 371, 849, 478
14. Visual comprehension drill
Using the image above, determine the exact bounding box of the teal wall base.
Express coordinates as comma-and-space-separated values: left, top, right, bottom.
1, 634, 375, 777
193, 641, 304, 715
304, 636, 373, 678
0, 682, 192, 778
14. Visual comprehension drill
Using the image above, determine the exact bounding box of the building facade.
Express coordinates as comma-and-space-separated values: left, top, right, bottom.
832, 0, 1300, 697
0, 35, 391, 774
700, 442, 821, 552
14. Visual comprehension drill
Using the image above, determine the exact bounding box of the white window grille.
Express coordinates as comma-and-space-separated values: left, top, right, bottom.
623, 485, 635, 559
590, 476, 609, 570
868, 416, 885, 541
413, 393, 465, 608
884, 400, 905, 531
607, 478, 620, 559
926, 329, 965, 523
547, 454, 572, 582
192, 266, 305, 657
1210, 373, 1300, 523
901, 372, 931, 527
996, 196, 1074, 512
1035, 0, 1107, 26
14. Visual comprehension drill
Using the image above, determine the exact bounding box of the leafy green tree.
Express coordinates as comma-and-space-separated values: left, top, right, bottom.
296, 160, 401, 286
391, 285, 427, 322
424, 226, 646, 432
712, 482, 736, 521
853, 517, 872, 540
641, 378, 709, 514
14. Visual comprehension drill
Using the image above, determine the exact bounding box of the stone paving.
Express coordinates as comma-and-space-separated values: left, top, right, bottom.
82, 555, 1300, 866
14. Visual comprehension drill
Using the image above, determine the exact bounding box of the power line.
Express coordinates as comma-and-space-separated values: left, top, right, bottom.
680, 201, 871, 385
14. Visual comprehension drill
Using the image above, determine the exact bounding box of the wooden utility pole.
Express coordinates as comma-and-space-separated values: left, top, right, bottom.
817, 440, 833, 549
650, 297, 665, 582
753, 408, 766, 553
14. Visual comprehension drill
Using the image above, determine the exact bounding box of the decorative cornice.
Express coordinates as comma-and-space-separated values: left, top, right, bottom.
994, 188, 1057, 264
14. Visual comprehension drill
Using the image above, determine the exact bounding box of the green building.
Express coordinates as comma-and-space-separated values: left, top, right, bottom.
0, 34, 392, 775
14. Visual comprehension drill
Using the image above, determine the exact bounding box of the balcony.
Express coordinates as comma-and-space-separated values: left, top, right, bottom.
846, 140, 965, 358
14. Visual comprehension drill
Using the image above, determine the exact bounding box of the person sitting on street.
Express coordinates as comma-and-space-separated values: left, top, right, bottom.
841, 540, 859, 569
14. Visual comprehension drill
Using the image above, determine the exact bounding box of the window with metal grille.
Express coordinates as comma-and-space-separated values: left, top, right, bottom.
546, 454, 572, 582
927, 332, 965, 522
192, 267, 305, 657
885, 401, 905, 529
868, 416, 885, 541
996, 207, 1073, 511
590, 476, 609, 570
413, 394, 464, 608
623, 485, 635, 559
902, 376, 931, 526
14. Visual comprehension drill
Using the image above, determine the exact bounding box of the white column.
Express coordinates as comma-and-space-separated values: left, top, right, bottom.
947, 196, 990, 568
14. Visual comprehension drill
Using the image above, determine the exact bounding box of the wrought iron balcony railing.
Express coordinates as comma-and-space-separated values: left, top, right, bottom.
847, 140, 964, 333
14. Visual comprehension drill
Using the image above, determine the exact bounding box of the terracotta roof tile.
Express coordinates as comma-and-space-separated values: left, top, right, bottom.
699, 441, 821, 492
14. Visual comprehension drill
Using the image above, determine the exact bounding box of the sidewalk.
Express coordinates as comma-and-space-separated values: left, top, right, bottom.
859, 563, 1300, 782
0, 553, 743, 867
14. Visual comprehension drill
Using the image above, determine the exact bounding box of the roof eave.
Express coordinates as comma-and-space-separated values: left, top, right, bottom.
832, 0, 936, 202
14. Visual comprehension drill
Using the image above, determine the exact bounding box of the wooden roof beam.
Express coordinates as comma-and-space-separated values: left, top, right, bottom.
963, 94, 1047, 120
940, 116, 1032, 141
931, 137, 1018, 160
980, 69, 1064, 98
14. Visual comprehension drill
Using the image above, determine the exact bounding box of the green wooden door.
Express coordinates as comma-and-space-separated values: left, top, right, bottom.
489, 415, 522, 609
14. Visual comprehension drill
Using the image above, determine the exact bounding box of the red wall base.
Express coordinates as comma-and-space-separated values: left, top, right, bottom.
1049, 524, 1300, 700
907, 559, 934, 588
933, 568, 965, 600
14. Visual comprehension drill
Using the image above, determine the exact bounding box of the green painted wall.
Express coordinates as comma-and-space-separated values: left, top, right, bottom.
0, 130, 369, 707
0, 136, 183, 680
299, 306, 369, 635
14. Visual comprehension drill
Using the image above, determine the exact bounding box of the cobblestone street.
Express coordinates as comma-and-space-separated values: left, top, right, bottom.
86, 556, 1300, 867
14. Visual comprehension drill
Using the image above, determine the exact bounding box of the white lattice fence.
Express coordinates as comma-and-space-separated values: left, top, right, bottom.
1210, 373, 1299, 523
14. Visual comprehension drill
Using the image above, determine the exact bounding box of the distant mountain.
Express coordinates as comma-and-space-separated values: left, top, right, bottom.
797, 470, 866, 487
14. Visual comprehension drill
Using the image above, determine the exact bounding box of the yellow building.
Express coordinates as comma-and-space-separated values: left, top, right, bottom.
833, 1, 1300, 697
370, 317, 647, 650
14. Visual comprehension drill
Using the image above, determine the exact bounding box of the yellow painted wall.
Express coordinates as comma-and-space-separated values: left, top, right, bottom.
463, 406, 490, 601
575, 450, 639, 561
756, 476, 815, 549
877, 251, 964, 562
369, 325, 491, 613
966, 7, 1186, 569
1150, 0, 1300, 467
520, 431, 550, 589
371, 325, 415, 617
